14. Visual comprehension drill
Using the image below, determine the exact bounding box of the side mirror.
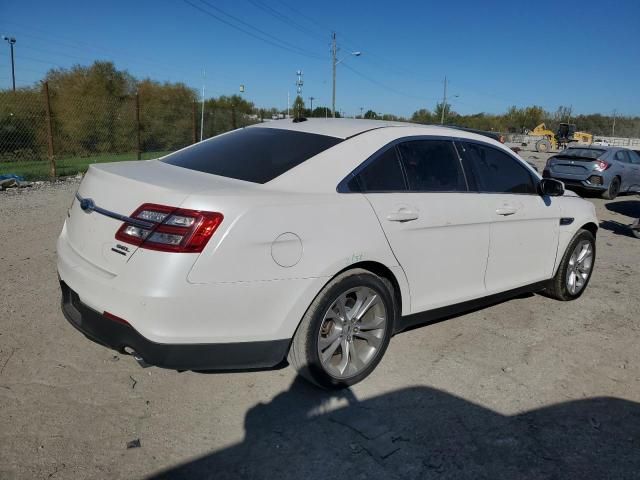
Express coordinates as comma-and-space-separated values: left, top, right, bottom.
539, 178, 564, 197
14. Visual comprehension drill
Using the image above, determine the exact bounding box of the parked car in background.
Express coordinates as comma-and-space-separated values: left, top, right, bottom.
58, 119, 599, 389
543, 146, 640, 199
593, 139, 610, 146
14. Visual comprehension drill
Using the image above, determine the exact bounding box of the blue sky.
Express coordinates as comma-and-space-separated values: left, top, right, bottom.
1, 0, 639, 117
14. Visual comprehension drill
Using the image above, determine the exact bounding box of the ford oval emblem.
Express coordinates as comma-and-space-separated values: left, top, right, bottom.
80, 198, 95, 212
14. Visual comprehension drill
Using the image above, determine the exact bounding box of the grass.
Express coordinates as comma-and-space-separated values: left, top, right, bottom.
0, 151, 171, 180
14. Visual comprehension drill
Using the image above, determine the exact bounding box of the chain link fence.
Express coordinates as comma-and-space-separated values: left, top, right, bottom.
1, 84, 258, 179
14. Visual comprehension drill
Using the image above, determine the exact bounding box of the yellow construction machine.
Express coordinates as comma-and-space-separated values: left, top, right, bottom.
528, 123, 593, 152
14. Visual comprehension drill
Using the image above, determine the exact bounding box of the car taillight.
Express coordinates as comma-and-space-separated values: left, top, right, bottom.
594, 160, 610, 172
115, 203, 223, 253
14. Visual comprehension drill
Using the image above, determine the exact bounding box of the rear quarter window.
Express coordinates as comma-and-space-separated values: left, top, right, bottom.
163, 128, 342, 183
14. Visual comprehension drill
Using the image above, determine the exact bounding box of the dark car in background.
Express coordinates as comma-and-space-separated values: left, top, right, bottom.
543, 146, 640, 199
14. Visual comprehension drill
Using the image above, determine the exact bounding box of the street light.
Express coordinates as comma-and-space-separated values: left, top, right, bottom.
331, 32, 361, 118
3, 36, 16, 92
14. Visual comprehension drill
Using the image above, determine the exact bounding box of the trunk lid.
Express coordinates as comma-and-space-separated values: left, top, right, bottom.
549, 155, 599, 175
65, 160, 252, 275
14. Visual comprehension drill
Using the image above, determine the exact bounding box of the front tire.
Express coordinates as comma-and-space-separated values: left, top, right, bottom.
536, 139, 551, 153
288, 269, 396, 389
545, 229, 596, 301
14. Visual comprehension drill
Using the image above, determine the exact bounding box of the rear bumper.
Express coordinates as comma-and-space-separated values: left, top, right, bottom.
60, 281, 290, 370
543, 170, 606, 191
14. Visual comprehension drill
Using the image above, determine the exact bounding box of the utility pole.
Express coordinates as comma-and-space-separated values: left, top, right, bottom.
3, 36, 16, 91
287, 91, 290, 118
440, 75, 447, 125
360, 107, 363, 118
309, 96, 315, 112
200, 69, 205, 141
331, 32, 337, 118
612, 109, 617, 136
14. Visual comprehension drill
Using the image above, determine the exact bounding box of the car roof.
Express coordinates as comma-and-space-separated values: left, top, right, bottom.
263, 120, 534, 192
249, 117, 476, 140
566, 145, 623, 151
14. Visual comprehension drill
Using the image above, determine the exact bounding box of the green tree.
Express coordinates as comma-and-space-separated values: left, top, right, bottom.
410, 108, 432, 124
292, 95, 306, 118
434, 102, 454, 124
137, 79, 197, 152
310, 106, 330, 118
364, 110, 378, 120
45, 61, 136, 155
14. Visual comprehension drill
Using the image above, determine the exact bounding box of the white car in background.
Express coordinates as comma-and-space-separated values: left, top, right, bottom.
58, 119, 598, 388
593, 139, 610, 146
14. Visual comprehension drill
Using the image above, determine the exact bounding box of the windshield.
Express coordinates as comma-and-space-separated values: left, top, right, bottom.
163, 127, 343, 184
558, 148, 605, 159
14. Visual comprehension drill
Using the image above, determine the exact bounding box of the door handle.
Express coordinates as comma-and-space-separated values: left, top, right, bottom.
495, 206, 518, 216
387, 209, 419, 222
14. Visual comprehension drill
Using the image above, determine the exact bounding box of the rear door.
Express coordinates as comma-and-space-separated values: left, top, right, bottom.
352, 139, 491, 313
613, 150, 637, 192
457, 141, 560, 293
628, 150, 640, 192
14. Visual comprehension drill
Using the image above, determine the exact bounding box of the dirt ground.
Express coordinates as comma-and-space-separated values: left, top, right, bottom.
1, 155, 640, 479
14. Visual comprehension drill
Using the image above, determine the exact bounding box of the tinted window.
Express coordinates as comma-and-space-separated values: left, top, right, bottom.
561, 148, 605, 159
397, 140, 467, 192
630, 151, 640, 164
351, 147, 406, 192
614, 150, 630, 163
163, 128, 342, 184
459, 142, 537, 194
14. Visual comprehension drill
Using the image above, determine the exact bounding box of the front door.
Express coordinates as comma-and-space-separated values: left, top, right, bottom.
456, 141, 561, 293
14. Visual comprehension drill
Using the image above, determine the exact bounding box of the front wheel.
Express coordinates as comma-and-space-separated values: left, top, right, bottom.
545, 229, 596, 301
288, 269, 396, 389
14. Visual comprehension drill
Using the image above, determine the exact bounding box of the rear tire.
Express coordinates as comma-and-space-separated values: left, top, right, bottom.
288, 269, 396, 389
602, 177, 620, 200
545, 229, 596, 301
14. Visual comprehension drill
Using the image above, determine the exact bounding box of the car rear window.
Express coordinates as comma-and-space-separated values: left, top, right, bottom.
559, 148, 605, 159
162, 127, 343, 183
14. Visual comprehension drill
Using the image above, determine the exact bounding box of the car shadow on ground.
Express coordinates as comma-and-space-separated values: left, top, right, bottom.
605, 199, 640, 218
150, 376, 640, 480
600, 200, 640, 237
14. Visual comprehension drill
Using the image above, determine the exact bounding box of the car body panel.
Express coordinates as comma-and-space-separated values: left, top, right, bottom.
482, 194, 561, 293
364, 192, 491, 312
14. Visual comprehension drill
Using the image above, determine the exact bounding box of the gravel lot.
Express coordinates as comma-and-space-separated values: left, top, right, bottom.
1, 154, 639, 479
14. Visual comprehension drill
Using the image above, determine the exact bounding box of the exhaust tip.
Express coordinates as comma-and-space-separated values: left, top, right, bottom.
122, 346, 151, 368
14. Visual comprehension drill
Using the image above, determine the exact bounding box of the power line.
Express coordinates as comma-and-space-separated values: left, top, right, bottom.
2, 22, 229, 86
341, 62, 439, 103
244, 0, 327, 42
272, 0, 333, 39
183, 0, 325, 60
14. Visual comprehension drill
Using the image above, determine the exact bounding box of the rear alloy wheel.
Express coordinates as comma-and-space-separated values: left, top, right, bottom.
545, 229, 596, 301
288, 269, 395, 389
602, 177, 620, 200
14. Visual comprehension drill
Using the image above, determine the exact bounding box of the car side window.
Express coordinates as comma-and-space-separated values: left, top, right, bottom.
630, 151, 640, 164
396, 140, 467, 192
458, 142, 537, 194
615, 150, 630, 163
349, 146, 406, 192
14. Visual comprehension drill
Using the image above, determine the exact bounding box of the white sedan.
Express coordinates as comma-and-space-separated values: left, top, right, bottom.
58, 119, 598, 388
